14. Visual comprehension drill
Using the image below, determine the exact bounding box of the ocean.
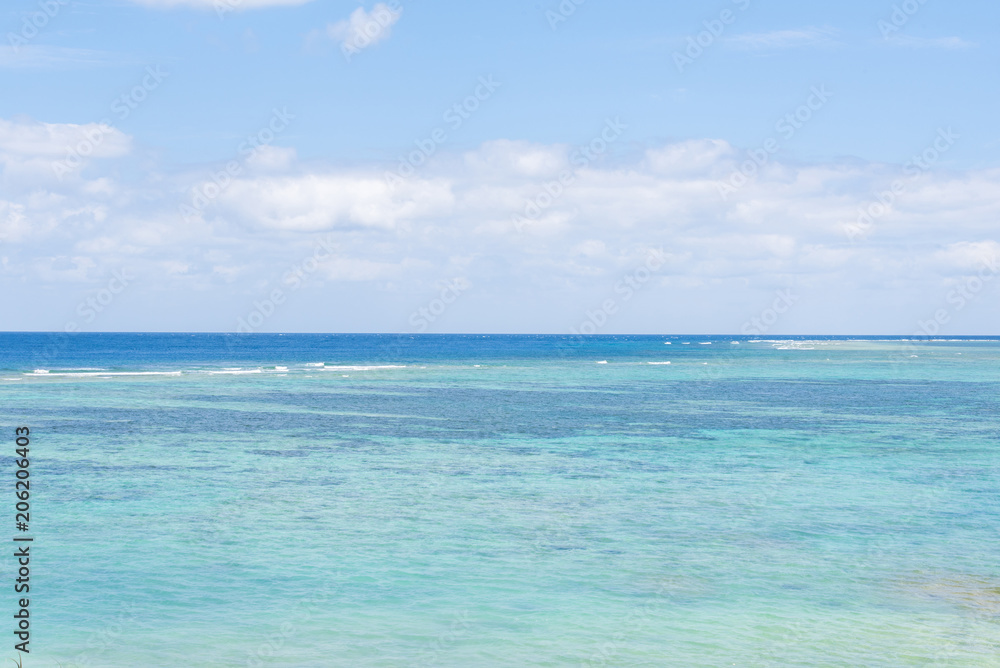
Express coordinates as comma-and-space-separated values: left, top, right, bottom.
1, 333, 998, 666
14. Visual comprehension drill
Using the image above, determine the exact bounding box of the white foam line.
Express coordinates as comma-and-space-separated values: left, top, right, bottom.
322, 365, 407, 371
26, 371, 183, 377
207, 369, 263, 375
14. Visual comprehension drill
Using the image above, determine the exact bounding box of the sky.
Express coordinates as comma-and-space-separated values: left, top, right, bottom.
1, 0, 999, 334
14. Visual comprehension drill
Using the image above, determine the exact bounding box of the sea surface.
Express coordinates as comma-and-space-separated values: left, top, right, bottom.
0, 333, 998, 666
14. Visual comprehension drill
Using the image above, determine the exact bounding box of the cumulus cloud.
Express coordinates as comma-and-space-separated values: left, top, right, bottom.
216, 173, 454, 231
0, 118, 133, 191
4, 113, 1000, 332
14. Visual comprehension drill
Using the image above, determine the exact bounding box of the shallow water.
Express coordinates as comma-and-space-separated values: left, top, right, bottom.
1, 334, 998, 666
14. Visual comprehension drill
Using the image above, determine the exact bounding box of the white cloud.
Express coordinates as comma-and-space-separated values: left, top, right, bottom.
0, 47, 124, 69
0, 118, 132, 191
571, 240, 607, 258
245, 145, 297, 173
216, 173, 453, 231
726, 28, 839, 50
462, 140, 569, 178
166, 138, 1000, 296
0, 118, 131, 159
933, 241, 1000, 273
4, 114, 1000, 332
0, 200, 29, 243
884, 35, 976, 49
644, 140, 735, 177
318, 257, 426, 282
327, 3, 402, 51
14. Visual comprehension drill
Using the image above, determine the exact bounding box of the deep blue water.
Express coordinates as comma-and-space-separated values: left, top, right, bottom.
0, 331, 990, 369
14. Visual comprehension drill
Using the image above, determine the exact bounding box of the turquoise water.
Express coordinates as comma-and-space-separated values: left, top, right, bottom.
1, 334, 998, 666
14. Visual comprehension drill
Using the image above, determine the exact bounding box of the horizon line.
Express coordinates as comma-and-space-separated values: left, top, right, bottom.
1, 332, 998, 338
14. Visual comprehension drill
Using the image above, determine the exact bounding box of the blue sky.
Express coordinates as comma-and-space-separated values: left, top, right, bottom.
2, 0, 999, 334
